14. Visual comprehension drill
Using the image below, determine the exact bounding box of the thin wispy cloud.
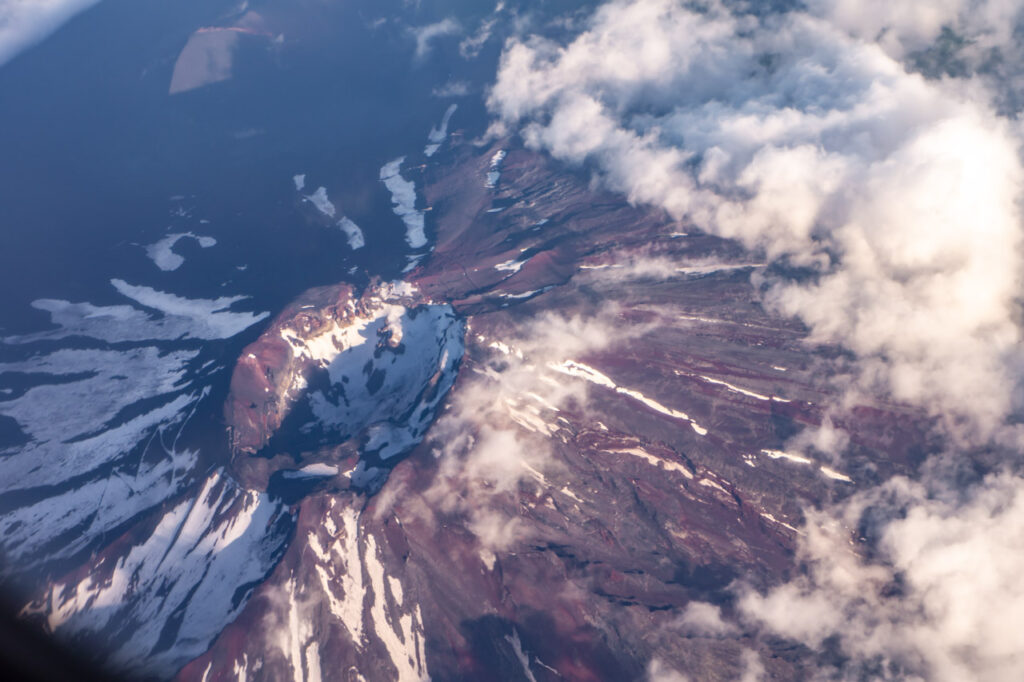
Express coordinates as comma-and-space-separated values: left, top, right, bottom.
408, 17, 460, 60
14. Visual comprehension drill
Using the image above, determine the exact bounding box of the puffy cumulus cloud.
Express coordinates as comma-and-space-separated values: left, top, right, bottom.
808, 0, 1022, 60
738, 649, 767, 682
467, 508, 525, 550
782, 415, 851, 466
487, 2, 1024, 678
811, 0, 1024, 114
0, 0, 100, 67
673, 601, 738, 638
740, 472, 1024, 681
487, 0, 1024, 437
646, 658, 690, 682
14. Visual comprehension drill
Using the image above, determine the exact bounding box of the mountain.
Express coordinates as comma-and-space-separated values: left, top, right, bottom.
2, 1, 1022, 680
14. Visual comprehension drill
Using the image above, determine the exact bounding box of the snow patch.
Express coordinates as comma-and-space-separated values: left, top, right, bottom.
6, 286, 266, 343
560, 486, 583, 503
699, 477, 730, 495
0, 343, 208, 566
274, 292, 463, 480
608, 447, 694, 479
488, 340, 523, 358
424, 103, 458, 157
338, 217, 366, 250
485, 149, 506, 188
496, 286, 553, 301
0, 346, 195, 492
819, 465, 854, 483
146, 232, 217, 271
760, 512, 801, 534
305, 642, 323, 682
0, 443, 198, 566
760, 449, 851, 482
43, 472, 292, 679
365, 533, 429, 681
495, 258, 527, 273
552, 360, 707, 435
306, 187, 336, 218
380, 157, 427, 249
110, 279, 269, 340
0, 273, 266, 577
505, 629, 538, 682
693, 373, 791, 403
282, 463, 339, 479
310, 508, 365, 645
760, 449, 813, 465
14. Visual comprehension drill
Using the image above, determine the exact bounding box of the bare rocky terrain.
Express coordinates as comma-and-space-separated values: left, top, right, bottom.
166, 138, 930, 681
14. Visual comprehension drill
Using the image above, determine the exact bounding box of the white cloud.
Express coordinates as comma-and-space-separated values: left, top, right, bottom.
487, 0, 1024, 436
741, 472, 1024, 682
738, 649, 766, 682
432, 79, 471, 98
807, 0, 1023, 61
408, 18, 460, 60
673, 602, 737, 638
812, 1, 1024, 114
486, 2, 1024, 678
460, 17, 495, 59
421, 309, 635, 549
0, 0, 99, 67
646, 659, 690, 682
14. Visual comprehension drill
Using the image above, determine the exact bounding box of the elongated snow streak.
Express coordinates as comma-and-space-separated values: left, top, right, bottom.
43, 472, 290, 678
760, 449, 853, 482
425, 103, 458, 157
485, 149, 506, 188
607, 447, 694, 479
551, 360, 707, 435
695, 374, 791, 403
380, 157, 428, 248
338, 217, 366, 249
111, 279, 269, 340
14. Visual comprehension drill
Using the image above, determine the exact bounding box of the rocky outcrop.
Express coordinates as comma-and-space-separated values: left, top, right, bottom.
175, 141, 932, 681
225, 280, 464, 492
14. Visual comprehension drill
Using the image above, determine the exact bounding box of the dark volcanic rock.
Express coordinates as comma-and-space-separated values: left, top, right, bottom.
226, 282, 357, 456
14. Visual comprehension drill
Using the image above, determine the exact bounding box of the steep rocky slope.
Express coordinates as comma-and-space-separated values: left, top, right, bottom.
225, 280, 464, 493
172, 140, 929, 681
